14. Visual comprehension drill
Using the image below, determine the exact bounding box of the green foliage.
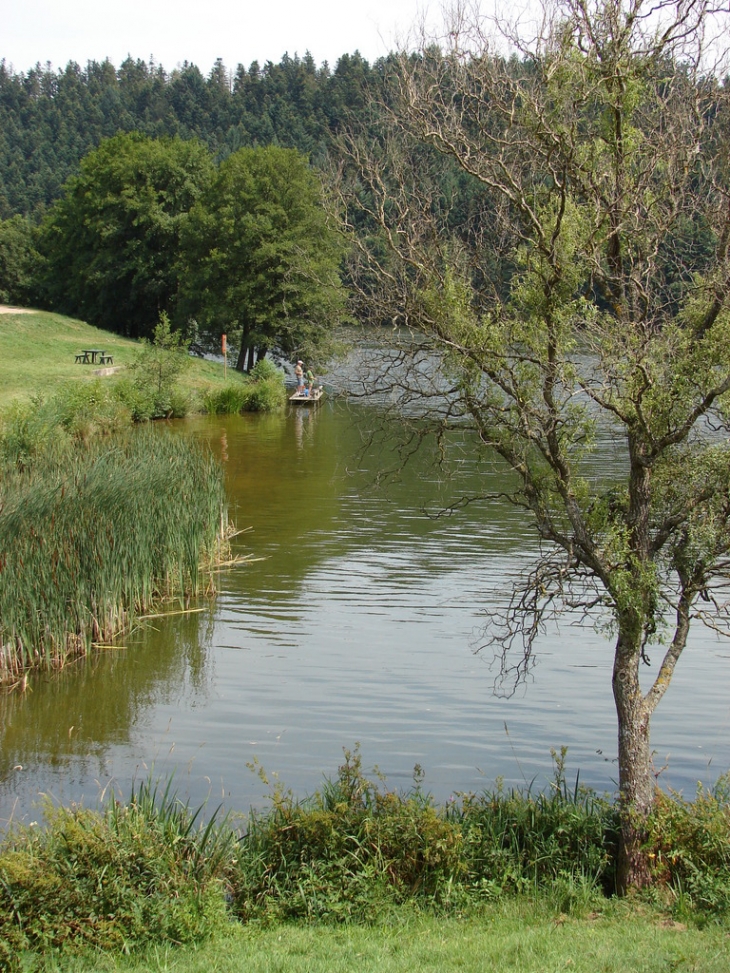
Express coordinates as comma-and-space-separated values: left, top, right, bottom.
455, 750, 619, 905
201, 361, 286, 414
232, 748, 464, 921
123, 312, 193, 419
0, 53, 379, 221
179, 145, 348, 370
201, 383, 251, 415
1, 753, 730, 967
647, 778, 730, 920
39, 133, 214, 337
0, 782, 232, 965
0, 215, 41, 305
0, 427, 227, 679
0, 399, 72, 471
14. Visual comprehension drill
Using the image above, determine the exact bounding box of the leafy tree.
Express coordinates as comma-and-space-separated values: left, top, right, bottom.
0, 215, 41, 305
38, 132, 214, 337
123, 311, 192, 419
338, 0, 730, 892
179, 145, 347, 370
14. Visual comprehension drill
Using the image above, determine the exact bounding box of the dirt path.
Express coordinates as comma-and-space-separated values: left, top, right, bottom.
0, 305, 33, 314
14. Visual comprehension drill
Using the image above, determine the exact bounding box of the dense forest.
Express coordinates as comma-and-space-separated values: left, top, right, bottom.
0, 52, 379, 220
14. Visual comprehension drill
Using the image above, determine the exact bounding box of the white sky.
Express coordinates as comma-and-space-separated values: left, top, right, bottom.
1, 0, 437, 75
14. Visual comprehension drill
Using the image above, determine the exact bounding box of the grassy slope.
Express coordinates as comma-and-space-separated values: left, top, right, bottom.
0, 308, 236, 409
58, 907, 730, 973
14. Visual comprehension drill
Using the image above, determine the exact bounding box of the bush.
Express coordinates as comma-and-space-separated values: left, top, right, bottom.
0, 399, 70, 471
647, 776, 730, 920
231, 748, 464, 921
201, 382, 250, 415
126, 312, 192, 419
239, 374, 287, 412
0, 782, 232, 968
454, 749, 618, 903
201, 363, 286, 416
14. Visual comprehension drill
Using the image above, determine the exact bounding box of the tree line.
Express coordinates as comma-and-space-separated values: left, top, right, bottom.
0, 51, 377, 220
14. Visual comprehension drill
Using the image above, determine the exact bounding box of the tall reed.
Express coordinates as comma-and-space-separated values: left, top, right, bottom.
0, 427, 228, 681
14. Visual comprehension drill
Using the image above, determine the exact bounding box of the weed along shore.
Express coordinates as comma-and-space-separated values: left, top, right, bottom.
0, 428, 230, 685
0, 308, 286, 687
1, 750, 730, 970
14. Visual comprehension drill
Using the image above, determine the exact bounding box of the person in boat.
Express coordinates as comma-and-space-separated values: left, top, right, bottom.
306, 368, 315, 396
294, 360, 305, 395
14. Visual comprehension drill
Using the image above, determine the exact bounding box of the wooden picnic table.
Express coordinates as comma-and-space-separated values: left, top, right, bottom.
75, 349, 113, 365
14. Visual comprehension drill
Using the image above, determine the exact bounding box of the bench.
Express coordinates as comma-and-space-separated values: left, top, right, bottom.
75, 353, 90, 364
98, 355, 114, 365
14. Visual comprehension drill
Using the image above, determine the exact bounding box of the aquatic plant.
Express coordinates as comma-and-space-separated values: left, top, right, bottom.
0, 427, 228, 681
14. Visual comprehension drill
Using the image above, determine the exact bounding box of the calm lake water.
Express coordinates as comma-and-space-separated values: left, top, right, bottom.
1, 399, 729, 824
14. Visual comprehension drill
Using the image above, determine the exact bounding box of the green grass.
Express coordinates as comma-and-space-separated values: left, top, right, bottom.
31, 905, 730, 973
0, 308, 238, 409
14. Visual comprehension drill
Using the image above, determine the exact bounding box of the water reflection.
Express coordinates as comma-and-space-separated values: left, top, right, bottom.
1, 401, 729, 825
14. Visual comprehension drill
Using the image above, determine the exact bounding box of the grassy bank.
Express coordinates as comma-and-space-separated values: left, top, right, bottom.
0, 307, 258, 411
1, 752, 729, 971
41, 906, 730, 973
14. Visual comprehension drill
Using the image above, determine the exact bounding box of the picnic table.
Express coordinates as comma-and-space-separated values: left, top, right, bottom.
75, 349, 113, 365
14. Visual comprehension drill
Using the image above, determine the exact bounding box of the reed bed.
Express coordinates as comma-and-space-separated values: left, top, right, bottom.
0, 428, 228, 682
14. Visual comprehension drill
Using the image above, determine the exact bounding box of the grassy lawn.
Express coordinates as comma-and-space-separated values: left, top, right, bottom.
49, 905, 730, 973
0, 307, 235, 409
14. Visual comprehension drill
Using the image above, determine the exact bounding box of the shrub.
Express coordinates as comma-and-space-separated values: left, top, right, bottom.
201, 364, 286, 415
647, 775, 730, 920
0, 782, 233, 967
202, 382, 250, 415
239, 374, 287, 412
453, 749, 618, 903
127, 312, 192, 419
231, 748, 464, 921
249, 358, 281, 382
0, 399, 70, 471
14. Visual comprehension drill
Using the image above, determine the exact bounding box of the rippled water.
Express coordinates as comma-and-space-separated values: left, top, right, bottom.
1, 401, 729, 824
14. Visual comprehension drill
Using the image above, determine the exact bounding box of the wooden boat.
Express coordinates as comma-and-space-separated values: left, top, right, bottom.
289, 386, 325, 404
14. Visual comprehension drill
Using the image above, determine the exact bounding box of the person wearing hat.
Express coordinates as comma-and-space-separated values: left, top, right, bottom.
294, 360, 305, 395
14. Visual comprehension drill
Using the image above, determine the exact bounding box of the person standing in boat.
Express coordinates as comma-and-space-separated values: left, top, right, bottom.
306, 367, 315, 396
294, 360, 305, 395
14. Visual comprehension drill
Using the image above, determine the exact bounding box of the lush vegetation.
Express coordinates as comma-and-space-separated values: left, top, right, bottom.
1, 751, 729, 971
28, 135, 347, 366
0, 307, 288, 682
0, 426, 228, 682
0, 53, 376, 220
39, 135, 214, 339
179, 144, 348, 370
0, 308, 286, 413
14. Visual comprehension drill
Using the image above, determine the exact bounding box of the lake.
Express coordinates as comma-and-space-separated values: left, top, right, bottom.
1, 398, 729, 825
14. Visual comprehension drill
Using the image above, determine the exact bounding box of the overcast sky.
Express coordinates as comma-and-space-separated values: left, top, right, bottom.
2, 0, 437, 75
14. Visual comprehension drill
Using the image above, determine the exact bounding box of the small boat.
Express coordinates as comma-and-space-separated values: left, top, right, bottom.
289, 386, 325, 404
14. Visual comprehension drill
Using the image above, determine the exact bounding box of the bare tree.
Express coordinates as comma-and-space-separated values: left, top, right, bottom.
336, 0, 730, 892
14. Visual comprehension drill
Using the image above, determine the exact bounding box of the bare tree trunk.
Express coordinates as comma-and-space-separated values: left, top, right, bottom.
236, 324, 252, 372
613, 635, 654, 893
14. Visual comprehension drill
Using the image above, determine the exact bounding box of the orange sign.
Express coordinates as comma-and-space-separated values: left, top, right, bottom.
222, 334, 227, 354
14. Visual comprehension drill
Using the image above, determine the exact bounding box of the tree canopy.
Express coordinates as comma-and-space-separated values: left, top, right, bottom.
338, 0, 730, 892
179, 145, 348, 369
0, 52, 382, 221
40, 133, 214, 338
